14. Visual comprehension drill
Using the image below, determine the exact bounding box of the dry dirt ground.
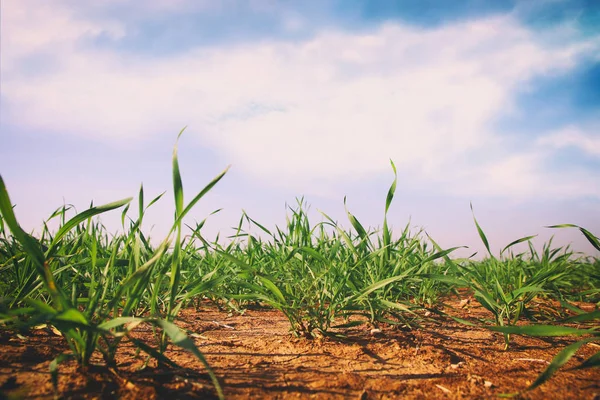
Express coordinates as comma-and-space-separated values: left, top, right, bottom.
0, 300, 599, 399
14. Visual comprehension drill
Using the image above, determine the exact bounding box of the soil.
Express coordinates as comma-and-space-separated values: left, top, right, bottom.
0, 299, 599, 400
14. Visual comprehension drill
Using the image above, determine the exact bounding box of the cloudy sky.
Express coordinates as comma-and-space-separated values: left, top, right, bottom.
1, 0, 599, 257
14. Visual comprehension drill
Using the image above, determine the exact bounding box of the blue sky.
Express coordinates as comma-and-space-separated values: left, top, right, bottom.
1, 0, 599, 257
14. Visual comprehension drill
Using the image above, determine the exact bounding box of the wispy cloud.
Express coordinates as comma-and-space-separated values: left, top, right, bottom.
538, 126, 600, 157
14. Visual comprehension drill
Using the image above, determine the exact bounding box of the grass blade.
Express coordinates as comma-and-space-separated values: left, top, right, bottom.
547, 224, 600, 252
154, 319, 224, 399
528, 339, 595, 391
470, 203, 494, 258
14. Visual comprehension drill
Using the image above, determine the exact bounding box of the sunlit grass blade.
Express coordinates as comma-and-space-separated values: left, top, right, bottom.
155, 319, 224, 399
46, 198, 132, 256
256, 276, 286, 304
242, 211, 273, 236
382, 159, 397, 256
501, 235, 537, 257
573, 350, 600, 370
422, 246, 465, 263
354, 267, 416, 300
547, 224, 600, 252
562, 310, 600, 323
173, 127, 186, 216
0, 175, 46, 270
470, 203, 494, 258
167, 128, 229, 324
172, 166, 230, 230
344, 196, 370, 249
527, 338, 598, 391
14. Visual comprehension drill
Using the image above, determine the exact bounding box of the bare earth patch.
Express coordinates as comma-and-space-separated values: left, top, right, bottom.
1, 301, 599, 399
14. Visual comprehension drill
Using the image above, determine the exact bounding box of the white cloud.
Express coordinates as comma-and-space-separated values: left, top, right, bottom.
448, 150, 600, 200
3, 1, 600, 198
2, 1, 125, 71
538, 126, 600, 157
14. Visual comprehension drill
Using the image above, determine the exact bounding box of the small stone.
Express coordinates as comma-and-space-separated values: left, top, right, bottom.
450, 362, 464, 369
435, 384, 452, 394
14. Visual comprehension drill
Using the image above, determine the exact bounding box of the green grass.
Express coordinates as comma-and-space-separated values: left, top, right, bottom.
0, 131, 598, 397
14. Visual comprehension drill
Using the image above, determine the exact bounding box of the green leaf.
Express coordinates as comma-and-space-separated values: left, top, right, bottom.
510, 285, 544, 298
292, 247, 328, 263
501, 235, 537, 256
384, 159, 397, 216
107, 239, 170, 308
98, 316, 145, 331
573, 349, 600, 370
147, 191, 166, 209
418, 273, 467, 286
422, 246, 465, 264
128, 337, 180, 368
380, 299, 413, 313
172, 167, 230, 229
470, 203, 494, 259
47, 198, 132, 256
528, 339, 593, 391
473, 289, 500, 315
547, 224, 600, 252
257, 276, 286, 304
138, 184, 144, 225
24, 298, 58, 316
383, 160, 397, 251
562, 310, 600, 323
0, 176, 46, 269
172, 127, 186, 218
243, 212, 273, 236
121, 203, 130, 228
217, 251, 253, 270
55, 308, 89, 325
344, 197, 370, 247
154, 319, 223, 399
355, 268, 415, 300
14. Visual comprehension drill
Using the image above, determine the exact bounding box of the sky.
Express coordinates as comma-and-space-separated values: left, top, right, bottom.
1, 0, 599, 258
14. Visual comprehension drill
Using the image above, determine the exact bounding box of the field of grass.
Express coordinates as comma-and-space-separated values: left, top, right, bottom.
1, 133, 599, 399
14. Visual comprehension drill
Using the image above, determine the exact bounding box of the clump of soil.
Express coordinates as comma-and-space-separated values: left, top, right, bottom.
1, 301, 599, 399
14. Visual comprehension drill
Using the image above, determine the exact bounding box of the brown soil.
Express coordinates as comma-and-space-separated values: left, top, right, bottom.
1, 300, 599, 399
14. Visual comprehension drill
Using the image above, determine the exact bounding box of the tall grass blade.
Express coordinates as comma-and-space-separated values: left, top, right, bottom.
383, 159, 397, 255
547, 224, 600, 252
0, 176, 46, 269
470, 203, 494, 258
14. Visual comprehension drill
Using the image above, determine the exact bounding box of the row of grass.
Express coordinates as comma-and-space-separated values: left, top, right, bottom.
0, 132, 598, 398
